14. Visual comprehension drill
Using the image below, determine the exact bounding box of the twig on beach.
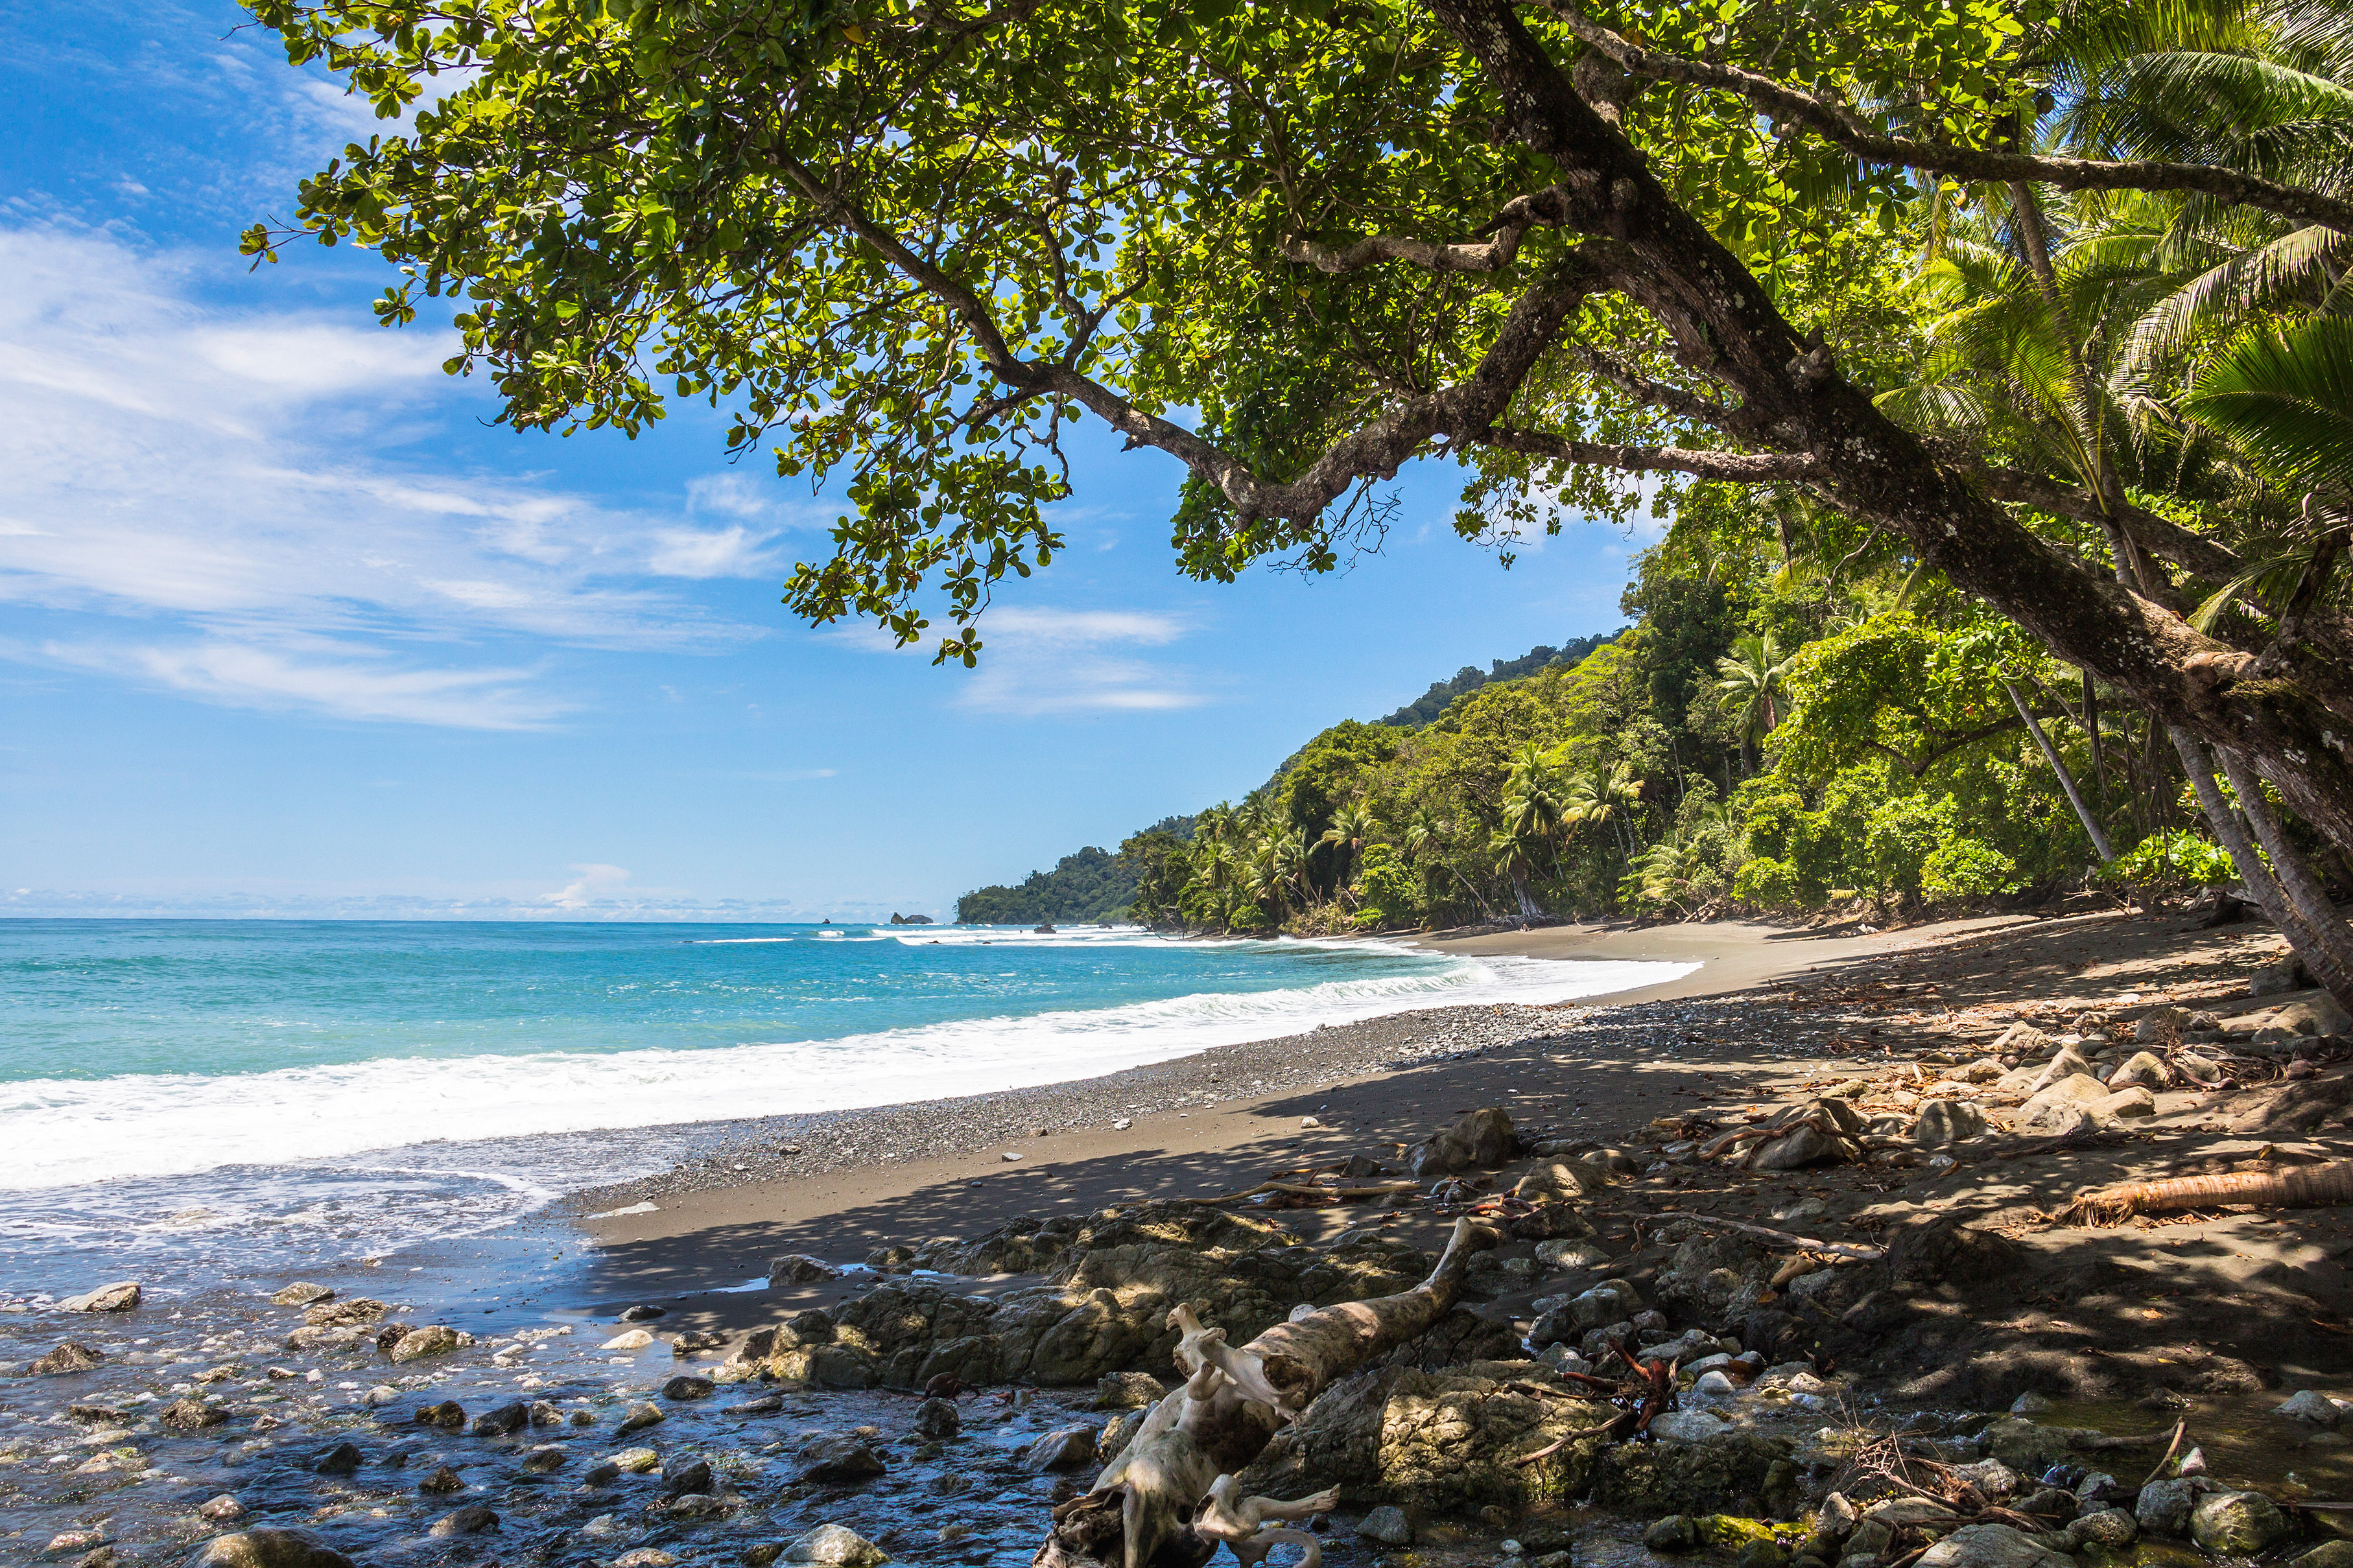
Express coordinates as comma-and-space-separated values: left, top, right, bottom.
1192, 1178, 1419, 1205
1668, 1213, 1887, 1261
2139, 1419, 2188, 1487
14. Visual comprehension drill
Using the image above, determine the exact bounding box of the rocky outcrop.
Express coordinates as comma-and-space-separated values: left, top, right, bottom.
1405, 1107, 1517, 1178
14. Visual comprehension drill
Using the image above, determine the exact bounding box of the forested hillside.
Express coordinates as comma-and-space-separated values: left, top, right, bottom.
1377, 631, 1622, 727
954, 819, 1193, 924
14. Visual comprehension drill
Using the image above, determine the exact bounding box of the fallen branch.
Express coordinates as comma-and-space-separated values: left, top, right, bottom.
2139, 1419, 2188, 1488
1191, 1179, 1419, 1205
1672, 1213, 1887, 1260
1511, 1408, 1631, 1466
2058, 1160, 2353, 1225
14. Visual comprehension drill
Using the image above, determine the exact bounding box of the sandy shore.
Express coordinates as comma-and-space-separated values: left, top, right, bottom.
565, 915, 2022, 1324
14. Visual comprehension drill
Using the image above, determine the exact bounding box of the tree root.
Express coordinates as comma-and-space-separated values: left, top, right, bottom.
2057, 1160, 2353, 1225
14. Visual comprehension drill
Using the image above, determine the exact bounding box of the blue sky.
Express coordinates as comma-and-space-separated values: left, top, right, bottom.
0, 1, 1651, 922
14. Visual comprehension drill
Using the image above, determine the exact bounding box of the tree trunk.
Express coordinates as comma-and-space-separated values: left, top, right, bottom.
2214, 748, 2353, 1007
1033, 1219, 1502, 1568
2004, 679, 2116, 861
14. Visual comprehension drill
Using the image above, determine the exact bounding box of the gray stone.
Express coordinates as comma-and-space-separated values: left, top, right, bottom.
1913, 1099, 1987, 1148
471, 1401, 528, 1436
661, 1374, 715, 1401
1356, 1506, 1413, 1546
1751, 1124, 1862, 1170
795, 1438, 887, 1483
1098, 1408, 1146, 1462
2069, 1510, 2137, 1549
2107, 1052, 2170, 1090
29, 1342, 104, 1375
2252, 957, 2315, 995
57, 1281, 140, 1313
2192, 1490, 2292, 1554
1645, 1516, 1701, 1552
2292, 1545, 2353, 1568
2017, 1073, 2111, 1132
617, 1401, 667, 1434
1694, 1370, 1740, 1396
1024, 1424, 1097, 1471
428, 1504, 498, 1537
784, 1525, 890, 1567
2278, 1389, 2342, 1428
195, 1532, 359, 1568
388, 1325, 461, 1363
1913, 1523, 2073, 1568
914, 1397, 961, 1438
1093, 1370, 1167, 1409
1568, 1280, 1644, 1329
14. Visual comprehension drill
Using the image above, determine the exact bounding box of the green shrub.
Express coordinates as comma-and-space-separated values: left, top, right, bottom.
1863, 794, 1951, 898
2101, 829, 2239, 894
1353, 843, 1419, 927
1921, 837, 2022, 901
1733, 857, 1799, 908
1224, 904, 1277, 937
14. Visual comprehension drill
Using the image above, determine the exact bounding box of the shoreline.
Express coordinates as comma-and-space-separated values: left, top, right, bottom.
561, 915, 2026, 1324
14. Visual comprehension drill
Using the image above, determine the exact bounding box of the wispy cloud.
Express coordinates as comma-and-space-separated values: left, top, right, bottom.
0, 225, 791, 728
541, 863, 633, 909
956, 606, 1208, 715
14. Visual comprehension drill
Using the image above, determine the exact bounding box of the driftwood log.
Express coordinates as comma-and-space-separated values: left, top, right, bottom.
1034, 1216, 1502, 1568
2059, 1159, 2353, 1224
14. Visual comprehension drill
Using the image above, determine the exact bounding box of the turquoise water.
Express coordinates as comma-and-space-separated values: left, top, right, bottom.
0, 919, 1692, 1296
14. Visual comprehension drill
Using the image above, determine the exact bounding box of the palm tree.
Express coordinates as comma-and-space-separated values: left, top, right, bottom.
1713, 634, 1792, 775
1565, 760, 1644, 867
1487, 828, 1544, 919
1502, 742, 1570, 889
1319, 801, 1377, 898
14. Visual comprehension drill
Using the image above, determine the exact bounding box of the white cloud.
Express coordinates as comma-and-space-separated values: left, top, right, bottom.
956, 606, 1207, 715
542, 863, 632, 909
0, 225, 788, 727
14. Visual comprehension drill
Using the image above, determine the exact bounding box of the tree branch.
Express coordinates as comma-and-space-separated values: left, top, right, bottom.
1567, 345, 1740, 427
1965, 465, 2245, 582
1484, 427, 1817, 479
1532, 0, 2353, 236
1282, 185, 1575, 274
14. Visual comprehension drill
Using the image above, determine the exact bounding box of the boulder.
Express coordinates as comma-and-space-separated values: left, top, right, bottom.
2293, 1546, 2353, 1568
2252, 957, 2317, 995
2261, 995, 2353, 1039
1515, 1162, 1609, 1200
419, 1465, 465, 1493
616, 1401, 667, 1434
29, 1342, 104, 1375
471, 1401, 528, 1436
2090, 1086, 2157, 1121
2026, 1049, 2098, 1095
1024, 1425, 1098, 1471
160, 1397, 228, 1431
1993, 1023, 2055, 1055
314, 1442, 362, 1475
1093, 1370, 1168, 1409
1914, 1524, 2072, 1568
915, 1397, 962, 1438
2278, 1389, 2341, 1428
662, 1375, 715, 1401
1569, 1279, 1646, 1329
2135, 1479, 2195, 1538
414, 1400, 466, 1430
1913, 1100, 1988, 1148
611, 1447, 661, 1473
270, 1283, 334, 1307
57, 1281, 140, 1313
1534, 1237, 1611, 1270
1406, 1106, 1516, 1177
303, 1298, 385, 1327
2192, 1490, 2292, 1554
662, 1457, 714, 1498
195, 1532, 359, 1568
785, 1525, 889, 1567
1356, 1506, 1413, 1546
388, 1326, 460, 1363
1646, 1517, 1702, 1552
2017, 1073, 2112, 1133
427, 1505, 498, 1537
1097, 1408, 1147, 1462
2070, 1510, 2138, 1549
796, 1438, 887, 1483
1952, 1057, 2008, 1084
603, 1328, 657, 1351
2107, 1052, 2171, 1090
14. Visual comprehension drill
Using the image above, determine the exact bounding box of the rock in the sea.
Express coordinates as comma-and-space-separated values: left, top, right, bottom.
612, 1445, 662, 1473
915, 1397, 962, 1438
521, 1444, 567, 1473
1913, 1099, 1987, 1148
1356, 1506, 1414, 1546
2134, 1479, 2195, 1538
303, 1297, 385, 1327
662, 1456, 715, 1497
603, 1328, 657, 1350
389, 1325, 461, 1363
1094, 1370, 1168, 1409
160, 1396, 228, 1431
471, 1401, 528, 1436
1025, 1424, 1098, 1471
663, 1374, 715, 1401
2277, 1389, 2341, 1427
582, 1460, 622, 1486
616, 1401, 667, 1434
1645, 1516, 1701, 1552
770, 1254, 842, 1284
619, 1304, 667, 1321
314, 1441, 363, 1475
196, 1530, 358, 1568
615, 1552, 676, 1568
2192, 1490, 2292, 1554
1914, 1523, 2073, 1568
428, 1504, 499, 1537
57, 1281, 141, 1313
419, 1464, 465, 1494
270, 1282, 334, 1307
199, 1496, 246, 1523
414, 1400, 467, 1430
795, 1437, 887, 1483
28, 1342, 105, 1375
785, 1525, 890, 1567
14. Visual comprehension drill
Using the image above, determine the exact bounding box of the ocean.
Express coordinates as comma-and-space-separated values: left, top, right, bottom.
0, 919, 1692, 1300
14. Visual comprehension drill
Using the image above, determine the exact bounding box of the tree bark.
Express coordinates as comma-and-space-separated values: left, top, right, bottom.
2214, 748, 2353, 1006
